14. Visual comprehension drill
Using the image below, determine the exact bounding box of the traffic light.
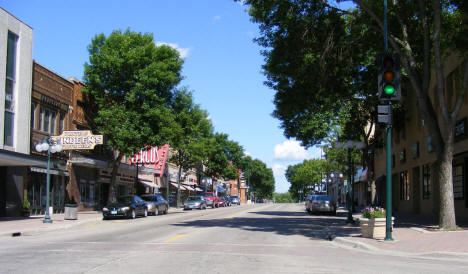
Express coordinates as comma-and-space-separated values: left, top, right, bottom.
377, 53, 401, 101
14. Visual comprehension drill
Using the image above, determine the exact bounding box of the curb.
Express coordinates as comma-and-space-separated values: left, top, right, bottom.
0, 215, 102, 238
332, 237, 379, 251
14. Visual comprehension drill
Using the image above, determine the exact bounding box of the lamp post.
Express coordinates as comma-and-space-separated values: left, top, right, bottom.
335, 140, 365, 224
35, 137, 62, 224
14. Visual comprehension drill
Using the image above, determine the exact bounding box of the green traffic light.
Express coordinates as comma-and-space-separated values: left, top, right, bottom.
384, 84, 395, 95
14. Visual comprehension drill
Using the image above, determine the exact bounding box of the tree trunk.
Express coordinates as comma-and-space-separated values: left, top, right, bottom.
107, 154, 123, 205
436, 140, 457, 230
177, 165, 183, 208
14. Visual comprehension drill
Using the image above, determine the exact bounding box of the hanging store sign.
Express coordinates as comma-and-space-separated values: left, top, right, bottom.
51, 130, 103, 150
130, 144, 169, 175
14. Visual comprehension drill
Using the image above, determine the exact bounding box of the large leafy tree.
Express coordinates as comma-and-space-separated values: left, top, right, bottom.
286, 159, 327, 201
243, 0, 468, 229
83, 29, 183, 204
244, 158, 275, 200
169, 88, 213, 207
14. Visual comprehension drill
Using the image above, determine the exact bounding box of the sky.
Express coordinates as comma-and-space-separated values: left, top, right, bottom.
1, 0, 325, 193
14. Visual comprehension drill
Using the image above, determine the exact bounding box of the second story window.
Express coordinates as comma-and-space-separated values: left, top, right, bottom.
39, 106, 57, 135
4, 31, 18, 146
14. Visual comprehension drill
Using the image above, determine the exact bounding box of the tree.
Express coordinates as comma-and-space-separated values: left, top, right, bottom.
169, 88, 213, 207
244, 159, 275, 200
83, 29, 183, 204
243, 0, 468, 229
286, 159, 327, 201
273, 192, 294, 203
204, 133, 244, 184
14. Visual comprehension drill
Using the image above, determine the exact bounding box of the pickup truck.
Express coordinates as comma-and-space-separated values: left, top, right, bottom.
203, 192, 219, 208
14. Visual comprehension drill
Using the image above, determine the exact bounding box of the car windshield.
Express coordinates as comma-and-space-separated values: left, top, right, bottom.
187, 196, 201, 201
312, 196, 332, 201
141, 196, 155, 202
231, 196, 238, 199
116, 196, 132, 204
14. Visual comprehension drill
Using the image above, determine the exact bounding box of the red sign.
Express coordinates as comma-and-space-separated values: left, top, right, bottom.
130, 144, 169, 176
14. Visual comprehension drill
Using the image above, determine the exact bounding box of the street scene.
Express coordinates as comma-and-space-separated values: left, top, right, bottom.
1, 204, 468, 274
1, 1, 468, 273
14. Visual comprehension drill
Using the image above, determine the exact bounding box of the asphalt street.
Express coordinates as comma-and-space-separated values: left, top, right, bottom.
0, 203, 467, 274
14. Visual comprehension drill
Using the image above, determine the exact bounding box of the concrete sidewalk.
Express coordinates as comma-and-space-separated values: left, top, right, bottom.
0, 211, 103, 237
333, 208, 468, 259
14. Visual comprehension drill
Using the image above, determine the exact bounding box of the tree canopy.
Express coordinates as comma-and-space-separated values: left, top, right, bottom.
83, 29, 183, 203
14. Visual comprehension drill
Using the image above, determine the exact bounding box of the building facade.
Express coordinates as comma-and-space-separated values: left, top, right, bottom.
373, 53, 468, 220
0, 8, 35, 217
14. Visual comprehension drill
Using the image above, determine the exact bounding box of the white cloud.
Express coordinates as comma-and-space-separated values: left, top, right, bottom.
155, 42, 190, 59
274, 140, 311, 161
272, 164, 285, 177
244, 151, 251, 157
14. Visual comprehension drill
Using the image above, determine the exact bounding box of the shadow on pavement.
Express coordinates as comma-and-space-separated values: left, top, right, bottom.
172, 210, 360, 240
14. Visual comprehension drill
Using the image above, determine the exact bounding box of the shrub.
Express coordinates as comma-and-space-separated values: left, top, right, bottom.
361, 206, 386, 218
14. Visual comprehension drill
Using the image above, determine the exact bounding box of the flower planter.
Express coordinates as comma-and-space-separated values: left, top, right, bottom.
359, 217, 394, 239
64, 204, 78, 220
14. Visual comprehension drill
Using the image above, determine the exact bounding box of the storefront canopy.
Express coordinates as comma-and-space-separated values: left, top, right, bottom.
0, 149, 46, 166
171, 182, 187, 190
139, 179, 157, 188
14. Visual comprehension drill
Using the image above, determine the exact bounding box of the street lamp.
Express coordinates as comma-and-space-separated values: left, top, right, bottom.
35, 137, 63, 223
335, 140, 365, 224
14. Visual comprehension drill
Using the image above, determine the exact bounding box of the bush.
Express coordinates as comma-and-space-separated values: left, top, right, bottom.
361, 206, 386, 218
23, 196, 31, 210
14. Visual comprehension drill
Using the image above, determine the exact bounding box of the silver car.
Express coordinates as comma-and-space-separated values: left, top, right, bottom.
183, 195, 207, 210
230, 195, 240, 205
306, 195, 336, 215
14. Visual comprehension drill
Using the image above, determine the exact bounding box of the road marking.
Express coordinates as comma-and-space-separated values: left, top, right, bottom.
164, 234, 186, 243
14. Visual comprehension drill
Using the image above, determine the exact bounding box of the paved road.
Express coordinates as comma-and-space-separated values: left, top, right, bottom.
0, 203, 467, 274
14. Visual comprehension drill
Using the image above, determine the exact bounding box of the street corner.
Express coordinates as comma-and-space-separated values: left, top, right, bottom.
332, 236, 380, 252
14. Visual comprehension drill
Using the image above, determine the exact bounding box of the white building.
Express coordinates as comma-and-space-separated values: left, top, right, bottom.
0, 7, 39, 217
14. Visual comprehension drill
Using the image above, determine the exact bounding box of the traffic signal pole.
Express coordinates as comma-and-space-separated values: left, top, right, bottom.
383, 0, 394, 241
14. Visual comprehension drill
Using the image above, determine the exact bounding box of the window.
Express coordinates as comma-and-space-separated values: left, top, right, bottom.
39, 106, 57, 134
423, 164, 430, 200
59, 112, 66, 134
400, 171, 410, 201
453, 164, 464, 199
31, 103, 37, 129
4, 32, 18, 146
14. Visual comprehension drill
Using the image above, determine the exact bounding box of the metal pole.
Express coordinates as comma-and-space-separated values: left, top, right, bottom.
384, 0, 388, 53
43, 138, 52, 223
346, 148, 354, 223
385, 102, 394, 241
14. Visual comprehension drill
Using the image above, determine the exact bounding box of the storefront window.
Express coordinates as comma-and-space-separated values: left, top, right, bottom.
423, 164, 430, 200
400, 171, 410, 201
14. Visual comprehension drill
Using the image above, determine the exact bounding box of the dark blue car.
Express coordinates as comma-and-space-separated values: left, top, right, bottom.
102, 195, 148, 220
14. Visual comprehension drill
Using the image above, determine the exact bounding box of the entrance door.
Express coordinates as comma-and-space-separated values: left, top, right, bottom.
412, 166, 421, 214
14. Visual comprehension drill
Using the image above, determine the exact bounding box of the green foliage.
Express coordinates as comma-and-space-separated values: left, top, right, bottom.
169, 88, 214, 172
273, 192, 294, 203
23, 196, 30, 210
286, 159, 328, 201
204, 133, 244, 181
361, 206, 386, 219
245, 159, 275, 199
83, 29, 183, 158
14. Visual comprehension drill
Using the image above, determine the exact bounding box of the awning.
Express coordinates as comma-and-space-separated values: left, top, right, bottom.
183, 185, 195, 191
139, 179, 157, 188
0, 149, 48, 166
30, 166, 70, 176
195, 187, 203, 192
171, 182, 186, 190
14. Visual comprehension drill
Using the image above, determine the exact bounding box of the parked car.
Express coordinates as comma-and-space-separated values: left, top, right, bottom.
140, 194, 169, 215
230, 195, 240, 205
203, 192, 219, 208
224, 196, 232, 206
102, 195, 148, 220
218, 196, 228, 207
183, 195, 207, 210
306, 195, 336, 215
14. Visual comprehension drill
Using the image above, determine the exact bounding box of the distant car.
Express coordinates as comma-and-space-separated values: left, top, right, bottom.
306, 195, 336, 215
140, 194, 169, 215
102, 195, 148, 220
184, 195, 207, 210
230, 195, 240, 205
203, 192, 219, 208
218, 196, 228, 207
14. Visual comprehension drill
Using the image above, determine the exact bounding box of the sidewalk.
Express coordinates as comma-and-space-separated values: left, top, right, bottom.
0, 211, 103, 237
333, 208, 468, 259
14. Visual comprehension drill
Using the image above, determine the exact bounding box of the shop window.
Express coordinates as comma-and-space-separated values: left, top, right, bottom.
79, 179, 87, 203
400, 149, 406, 163
411, 142, 419, 158
453, 164, 464, 199
59, 112, 66, 134
427, 136, 434, 152
400, 171, 410, 201
422, 164, 430, 200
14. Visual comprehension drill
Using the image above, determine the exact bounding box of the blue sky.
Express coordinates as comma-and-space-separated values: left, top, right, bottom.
1, 0, 324, 193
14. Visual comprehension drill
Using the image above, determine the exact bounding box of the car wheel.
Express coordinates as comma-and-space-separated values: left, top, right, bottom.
203, 205, 207, 210
215, 203, 219, 208
143, 208, 148, 217
155, 207, 159, 216
164, 206, 168, 214
130, 209, 136, 219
